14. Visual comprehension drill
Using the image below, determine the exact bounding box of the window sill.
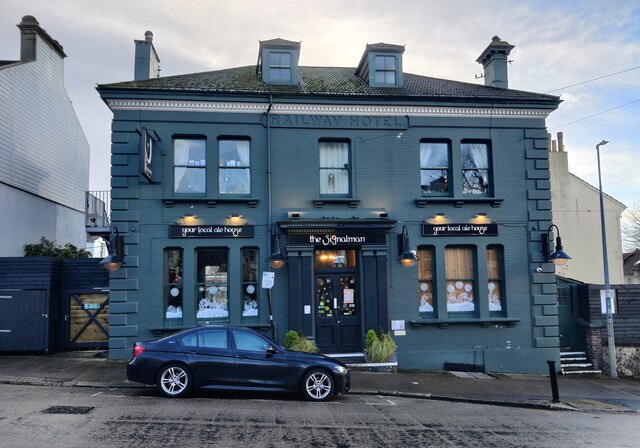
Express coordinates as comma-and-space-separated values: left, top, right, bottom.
312, 198, 360, 208
164, 198, 259, 208
415, 197, 503, 208
410, 318, 519, 329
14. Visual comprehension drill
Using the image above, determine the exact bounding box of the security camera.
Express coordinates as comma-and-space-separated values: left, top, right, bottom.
536, 267, 543, 273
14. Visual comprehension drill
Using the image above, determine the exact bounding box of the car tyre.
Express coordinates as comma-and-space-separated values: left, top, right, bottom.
157, 364, 192, 398
302, 369, 334, 402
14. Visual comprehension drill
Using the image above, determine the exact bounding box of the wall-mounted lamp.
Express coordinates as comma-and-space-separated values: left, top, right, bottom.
541, 224, 572, 265
379, 211, 389, 218
99, 227, 124, 272
267, 230, 286, 269
228, 213, 245, 225
473, 212, 491, 222
398, 225, 419, 267
289, 212, 301, 219
182, 213, 197, 224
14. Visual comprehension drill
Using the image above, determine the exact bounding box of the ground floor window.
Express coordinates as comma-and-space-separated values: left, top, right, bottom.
417, 247, 435, 315
445, 246, 476, 314
487, 246, 504, 313
242, 248, 259, 317
196, 248, 229, 322
164, 248, 183, 323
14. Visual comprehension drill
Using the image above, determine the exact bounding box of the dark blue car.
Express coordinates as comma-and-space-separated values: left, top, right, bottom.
126, 326, 350, 401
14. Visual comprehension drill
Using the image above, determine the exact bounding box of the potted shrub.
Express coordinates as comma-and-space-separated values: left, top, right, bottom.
364, 328, 397, 363
283, 330, 319, 353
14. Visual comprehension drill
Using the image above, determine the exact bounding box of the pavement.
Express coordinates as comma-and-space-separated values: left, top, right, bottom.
0, 351, 639, 413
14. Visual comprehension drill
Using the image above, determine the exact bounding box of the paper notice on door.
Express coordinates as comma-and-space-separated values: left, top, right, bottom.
343, 289, 354, 304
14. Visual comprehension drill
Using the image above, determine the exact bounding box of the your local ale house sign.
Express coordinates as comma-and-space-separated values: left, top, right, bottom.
170, 225, 254, 238
422, 223, 498, 237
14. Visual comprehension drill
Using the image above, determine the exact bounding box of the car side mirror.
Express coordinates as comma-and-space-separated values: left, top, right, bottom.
266, 345, 278, 355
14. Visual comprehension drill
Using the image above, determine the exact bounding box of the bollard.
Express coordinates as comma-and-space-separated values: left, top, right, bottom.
546, 360, 560, 402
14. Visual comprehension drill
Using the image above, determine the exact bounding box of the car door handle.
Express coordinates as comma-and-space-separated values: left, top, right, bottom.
235, 354, 247, 359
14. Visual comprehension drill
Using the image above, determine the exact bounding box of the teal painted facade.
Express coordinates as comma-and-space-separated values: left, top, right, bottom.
98, 36, 561, 373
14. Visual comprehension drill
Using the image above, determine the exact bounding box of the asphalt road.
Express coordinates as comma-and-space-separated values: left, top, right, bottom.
0, 384, 637, 447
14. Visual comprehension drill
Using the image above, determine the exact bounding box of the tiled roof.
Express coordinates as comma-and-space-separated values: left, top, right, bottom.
98, 65, 559, 103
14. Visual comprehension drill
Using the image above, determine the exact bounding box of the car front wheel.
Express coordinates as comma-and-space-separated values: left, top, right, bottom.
302, 369, 334, 401
157, 364, 192, 398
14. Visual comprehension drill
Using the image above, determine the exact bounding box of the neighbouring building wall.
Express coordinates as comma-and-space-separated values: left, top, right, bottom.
549, 133, 625, 284
0, 16, 90, 256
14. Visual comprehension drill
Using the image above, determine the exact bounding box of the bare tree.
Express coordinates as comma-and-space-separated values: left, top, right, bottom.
621, 201, 640, 252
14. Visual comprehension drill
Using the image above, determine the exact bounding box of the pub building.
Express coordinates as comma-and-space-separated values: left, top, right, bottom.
97, 34, 562, 373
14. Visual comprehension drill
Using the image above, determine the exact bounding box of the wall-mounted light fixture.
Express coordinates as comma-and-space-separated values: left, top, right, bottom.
398, 225, 419, 267
541, 224, 572, 265
379, 211, 389, 218
228, 213, 244, 225
473, 212, 491, 222
267, 230, 286, 269
99, 227, 125, 272
182, 213, 197, 224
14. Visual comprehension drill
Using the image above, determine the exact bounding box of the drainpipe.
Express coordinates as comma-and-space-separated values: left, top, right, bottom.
266, 92, 276, 340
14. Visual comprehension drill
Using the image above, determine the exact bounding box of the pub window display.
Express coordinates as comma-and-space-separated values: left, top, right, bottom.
487, 246, 504, 312
242, 248, 259, 317
417, 247, 435, 314
445, 247, 476, 313
164, 249, 183, 321
196, 249, 229, 321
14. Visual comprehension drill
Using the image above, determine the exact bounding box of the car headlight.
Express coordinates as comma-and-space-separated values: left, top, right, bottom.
333, 365, 348, 374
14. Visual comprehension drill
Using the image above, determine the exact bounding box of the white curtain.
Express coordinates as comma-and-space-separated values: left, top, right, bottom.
173, 139, 192, 192
320, 142, 349, 194
420, 143, 434, 168
236, 141, 250, 166
467, 144, 488, 169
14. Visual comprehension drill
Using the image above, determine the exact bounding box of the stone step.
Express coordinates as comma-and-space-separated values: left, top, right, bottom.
560, 351, 587, 357
562, 369, 602, 375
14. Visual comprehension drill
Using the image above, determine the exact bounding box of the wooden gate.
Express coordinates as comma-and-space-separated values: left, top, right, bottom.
66, 292, 109, 349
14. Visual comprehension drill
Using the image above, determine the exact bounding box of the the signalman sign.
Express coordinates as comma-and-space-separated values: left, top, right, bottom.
170, 225, 254, 238
422, 223, 498, 237
288, 232, 386, 246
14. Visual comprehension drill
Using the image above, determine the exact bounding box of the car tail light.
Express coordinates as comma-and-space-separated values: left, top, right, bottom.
132, 344, 145, 357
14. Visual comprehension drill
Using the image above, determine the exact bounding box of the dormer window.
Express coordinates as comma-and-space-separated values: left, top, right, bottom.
374, 55, 397, 85
355, 43, 405, 88
269, 52, 292, 82
257, 38, 300, 85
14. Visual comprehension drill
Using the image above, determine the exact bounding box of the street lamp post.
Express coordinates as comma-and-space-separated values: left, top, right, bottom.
596, 139, 617, 378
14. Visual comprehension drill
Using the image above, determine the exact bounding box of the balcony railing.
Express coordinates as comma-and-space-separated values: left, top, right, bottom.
85, 190, 110, 232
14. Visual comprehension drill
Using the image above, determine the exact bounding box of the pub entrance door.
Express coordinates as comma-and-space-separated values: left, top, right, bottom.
314, 249, 361, 353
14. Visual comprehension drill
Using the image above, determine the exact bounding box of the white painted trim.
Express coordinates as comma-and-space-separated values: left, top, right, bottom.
105, 99, 550, 118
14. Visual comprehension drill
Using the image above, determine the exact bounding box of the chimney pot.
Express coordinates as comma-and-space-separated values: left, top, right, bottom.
557, 132, 564, 152
476, 36, 514, 89
145, 31, 153, 43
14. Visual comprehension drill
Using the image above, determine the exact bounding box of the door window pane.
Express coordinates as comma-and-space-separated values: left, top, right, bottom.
461, 143, 490, 195
219, 140, 250, 195
319, 141, 350, 195
314, 249, 357, 269
445, 247, 476, 313
339, 276, 357, 316
196, 249, 228, 321
174, 139, 206, 194
420, 142, 449, 194
487, 246, 503, 312
164, 249, 183, 323
242, 248, 259, 317
316, 276, 334, 318
417, 247, 435, 314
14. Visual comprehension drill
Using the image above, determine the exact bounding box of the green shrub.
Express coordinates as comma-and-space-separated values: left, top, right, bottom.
23, 237, 91, 258
283, 330, 300, 349
364, 328, 397, 363
284, 331, 319, 353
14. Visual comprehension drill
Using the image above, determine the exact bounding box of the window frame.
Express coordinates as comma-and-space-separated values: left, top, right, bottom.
218, 138, 251, 196
319, 139, 351, 197
373, 55, 397, 86
173, 137, 207, 195
445, 246, 477, 316
487, 245, 506, 316
420, 140, 451, 196
164, 248, 183, 325
460, 141, 492, 196
241, 247, 259, 320
417, 246, 436, 317
195, 248, 230, 323
268, 51, 292, 83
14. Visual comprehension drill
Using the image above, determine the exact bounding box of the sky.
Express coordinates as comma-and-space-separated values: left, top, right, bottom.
1, 0, 639, 210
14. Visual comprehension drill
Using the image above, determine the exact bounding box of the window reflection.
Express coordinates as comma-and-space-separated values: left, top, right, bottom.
314, 249, 357, 269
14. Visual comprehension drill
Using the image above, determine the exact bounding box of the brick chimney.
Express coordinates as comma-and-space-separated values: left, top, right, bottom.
134, 31, 160, 81
17, 15, 66, 62
476, 36, 514, 89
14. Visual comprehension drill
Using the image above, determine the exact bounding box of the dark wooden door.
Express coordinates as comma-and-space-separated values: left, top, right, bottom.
0, 290, 47, 351
66, 292, 109, 350
315, 274, 361, 353
558, 284, 585, 350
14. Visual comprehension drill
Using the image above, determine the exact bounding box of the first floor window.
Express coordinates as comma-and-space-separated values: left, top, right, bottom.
445, 247, 476, 313
174, 138, 206, 194
269, 52, 292, 82
487, 246, 503, 312
420, 142, 450, 194
164, 248, 183, 322
219, 139, 251, 195
242, 248, 259, 317
319, 141, 350, 195
196, 248, 229, 321
417, 247, 435, 314
461, 142, 491, 195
